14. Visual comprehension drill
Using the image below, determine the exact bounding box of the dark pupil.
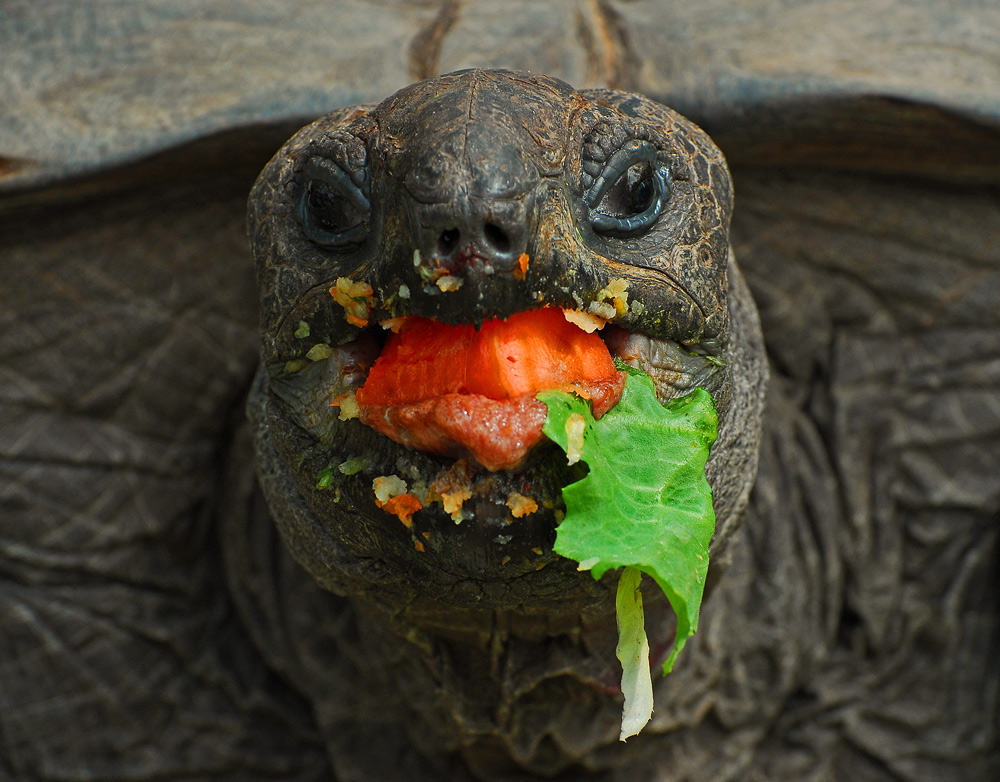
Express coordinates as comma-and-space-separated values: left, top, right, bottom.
306, 182, 359, 233
629, 176, 655, 213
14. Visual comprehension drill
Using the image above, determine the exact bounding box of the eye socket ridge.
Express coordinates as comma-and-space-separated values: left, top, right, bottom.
297, 157, 371, 248
585, 140, 670, 237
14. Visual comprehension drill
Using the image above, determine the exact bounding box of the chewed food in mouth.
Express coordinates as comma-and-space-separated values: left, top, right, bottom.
344, 307, 626, 470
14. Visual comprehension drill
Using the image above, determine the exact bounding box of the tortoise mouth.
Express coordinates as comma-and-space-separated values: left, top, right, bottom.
340, 307, 628, 472
256, 295, 729, 598
267, 305, 726, 513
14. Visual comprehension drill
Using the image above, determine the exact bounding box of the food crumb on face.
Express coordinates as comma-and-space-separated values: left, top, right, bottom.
331, 391, 360, 420
306, 343, 334, 361
316, 467, 334, 489
561, 308, 607, 333
513, 252, 530, 280
331, 277, 374, 327
428, 458, 477, 521
565, 413, 586, 465
506, 491, 538, 518
373, 475, 422, 527
337, 456, 365, 475
373, 474, 407, 504
380, 316, 408, 333
587, 300, 617, 320
441, 488, 473, 520
595, 277, 630, 317
436, 275, 463, 292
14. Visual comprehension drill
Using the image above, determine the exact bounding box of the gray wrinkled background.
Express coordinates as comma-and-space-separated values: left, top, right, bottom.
1, 1, 998, 779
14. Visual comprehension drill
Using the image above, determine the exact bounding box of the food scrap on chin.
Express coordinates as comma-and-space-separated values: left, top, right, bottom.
372, 475, 423, 527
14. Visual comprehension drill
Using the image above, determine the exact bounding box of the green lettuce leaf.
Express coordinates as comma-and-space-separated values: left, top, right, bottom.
539, 369, 718, 685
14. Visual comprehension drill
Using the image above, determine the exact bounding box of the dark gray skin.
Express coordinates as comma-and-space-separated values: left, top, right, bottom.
2, 3, 999, 780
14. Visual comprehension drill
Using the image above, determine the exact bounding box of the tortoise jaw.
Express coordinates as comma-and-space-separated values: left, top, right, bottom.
250, 270, 759, 613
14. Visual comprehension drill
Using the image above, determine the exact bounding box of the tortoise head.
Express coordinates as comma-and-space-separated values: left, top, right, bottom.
246, 69, 765, 629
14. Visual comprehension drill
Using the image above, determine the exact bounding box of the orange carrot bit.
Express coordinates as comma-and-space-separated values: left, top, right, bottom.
513, 252, 530, 280
414, 539, 426, 552
377, 493, 423, 528
372, 475, 422, 526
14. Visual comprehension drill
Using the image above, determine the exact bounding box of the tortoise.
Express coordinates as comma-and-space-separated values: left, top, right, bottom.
1, 2, 998, 781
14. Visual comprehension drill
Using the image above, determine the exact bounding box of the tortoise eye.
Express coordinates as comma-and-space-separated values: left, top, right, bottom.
298, 157, 370, 247
629, 175, 656, 213
585, 140, 670, 237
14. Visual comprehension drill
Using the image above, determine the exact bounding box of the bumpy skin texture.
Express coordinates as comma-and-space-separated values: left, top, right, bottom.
2, 2, 999, 781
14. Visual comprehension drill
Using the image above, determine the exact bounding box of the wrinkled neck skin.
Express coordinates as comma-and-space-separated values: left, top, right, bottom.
235, 258, 766, 781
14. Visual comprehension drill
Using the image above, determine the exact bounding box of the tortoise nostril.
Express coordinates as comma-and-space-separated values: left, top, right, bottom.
483, 222, 511, 254
429, 220, 521, 266
437, 228, 460, 256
